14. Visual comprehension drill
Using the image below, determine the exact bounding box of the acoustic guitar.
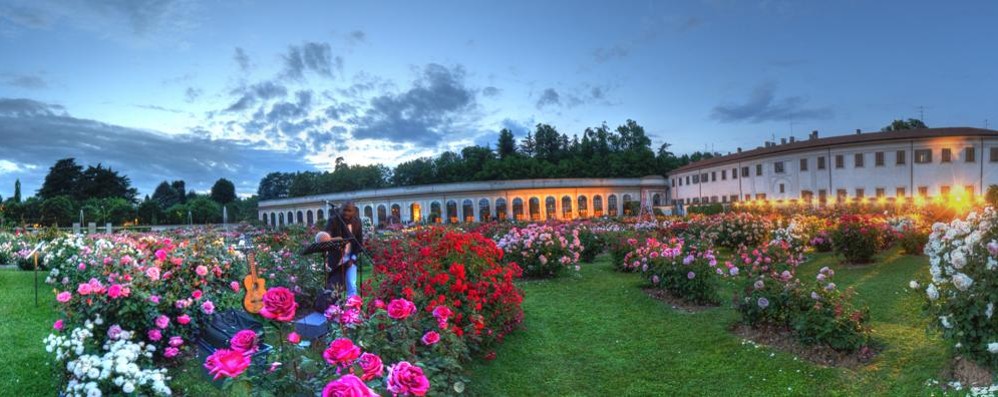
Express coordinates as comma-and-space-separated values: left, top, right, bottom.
242, 252, 266, 314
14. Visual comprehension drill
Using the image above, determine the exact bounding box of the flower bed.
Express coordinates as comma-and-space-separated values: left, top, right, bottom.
831, 214, 887, 264
709, 212, 772, 249
496, 223, 583, 278
625, 237, 734, 305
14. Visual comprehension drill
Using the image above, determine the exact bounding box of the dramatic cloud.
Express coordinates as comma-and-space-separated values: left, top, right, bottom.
2, 73, 46, 89
0, 98, 310, 197
536, 85, 610, 109
282, 42, 342, 80
345, 30, 366, 45
482, 86, 501, 97
536, 88, 560, 109
233, 47, 251, 72
184, 87, 202, 102
711, 82, 833, 123
225, 81, 288, 112
349, 63, 477, 147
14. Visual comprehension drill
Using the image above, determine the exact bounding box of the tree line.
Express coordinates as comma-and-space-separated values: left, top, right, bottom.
0, 158, 258, 227
258, 120, 720, 200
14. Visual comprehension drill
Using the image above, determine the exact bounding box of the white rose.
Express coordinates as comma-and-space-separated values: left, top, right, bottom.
909, 280, 920, 289
122, 382, 135, 393
940, 316, 953, 329
926, 284, 940, 301
989, 343, 998, 354
952, 273, 974, 291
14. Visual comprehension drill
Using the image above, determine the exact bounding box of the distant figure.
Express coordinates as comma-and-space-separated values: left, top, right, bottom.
314, 202, 363, 310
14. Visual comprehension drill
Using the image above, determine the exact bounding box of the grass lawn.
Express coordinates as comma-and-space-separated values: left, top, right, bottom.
0, 249, 963, 396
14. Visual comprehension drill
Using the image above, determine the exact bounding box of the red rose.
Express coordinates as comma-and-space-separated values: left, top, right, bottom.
321, 374, 378, 397
229, 329, 258, 353
260, 287, 298, 322
386, 298, 416, 320
323, 338, 361, 367
204, 348, 250, 380
357, 352, 384, 381
386, 361, 430, 396
421, 331, 440, 345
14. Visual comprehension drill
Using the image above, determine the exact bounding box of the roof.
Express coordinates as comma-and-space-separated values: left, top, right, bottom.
671, 127, 998, 174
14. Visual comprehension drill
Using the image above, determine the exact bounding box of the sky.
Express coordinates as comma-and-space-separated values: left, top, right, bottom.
1, 0, 996, 199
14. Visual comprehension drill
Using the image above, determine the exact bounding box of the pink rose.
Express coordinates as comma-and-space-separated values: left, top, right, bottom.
146, 267, 161, 281
287, 332, 301, 344
177, 314, 191, 325
386, 298, 416, 320
155, 315, 170, 329
164, 347, 180, 358
373, 299, 386, 310
56, 291, 72, 303
149, 295, 161, 304
260, 287, 298, 322
76, 283, 93, 295
421, 331, 440, 345
386, 361, 430, 396
192, 290, 203, 300
345, 295, 363, 309
323, 338, 361, 367
431, 305, 452, 321
204, 348, 250, 380
230, 329, 258, 353
195, 265, 208, 276
230, 281, 240, 292
169, 336, 184, 347
357, 352, 384, 381
107, 284, 122, 299
53, 319, 64, 331
321, 374, 379, 397
148, 329, 162, 341
154, 249, 167, 261
201, 300, 216, 315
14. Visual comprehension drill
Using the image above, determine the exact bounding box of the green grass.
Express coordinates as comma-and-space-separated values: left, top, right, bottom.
0, 250, 962, 396
468, 250, 953, 396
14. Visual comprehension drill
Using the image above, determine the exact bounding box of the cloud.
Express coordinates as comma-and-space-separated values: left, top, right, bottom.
349, 63, 477, 147
233, 47, 251, 72
592, 45, 629, 63
225, 81, 288, 112
282, 42, 342, 80
346, 30, 366, 45
2, 73, 46, 89
591, 14, 701, 63
0, 97, 311, 197
482, 86, 501, 97
184, 87, 202, 103
710, 82, 833, 123
135, 104, 183, 114
536, 88, 560, 109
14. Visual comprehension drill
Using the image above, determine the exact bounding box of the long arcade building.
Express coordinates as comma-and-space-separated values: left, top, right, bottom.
669, 127, 998, 207
258, 176, 669, 227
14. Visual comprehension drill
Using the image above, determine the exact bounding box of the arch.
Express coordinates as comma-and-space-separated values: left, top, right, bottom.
653, 193, 662, 206
410, 202, 421, 223
578, 195, 589, 218
529, 197, 542, 221
544, 196, 556, 220
270, 213, 276, 227
477, 198, 491, 222
261, 212, 268, 225
593, 195, 604, 217
296, 211, 304, 224
561, 195, 573, 218
446, 200, 458, 223
461, 199, 474, 222
377, 205, 387, 226
512, 198, 524, 221
391, 204, 401, 225
287, 211, 294, 224
430, 201, 442, 224
278, 212, 285, 226
317, 209, 325, 223
306, 210, 314, 225
608, 194, 618, 217
364, 205, 374, 224
622, 194, 633, 216
495, 198, 508, 221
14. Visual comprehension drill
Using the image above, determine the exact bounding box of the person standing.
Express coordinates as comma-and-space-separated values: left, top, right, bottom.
315, 202, 363, 309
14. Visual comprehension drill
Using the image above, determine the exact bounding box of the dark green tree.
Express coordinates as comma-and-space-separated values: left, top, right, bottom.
257, 172, 295, 200
210, 178, 237, 204
171, 180, 187, 203
13, 179, 21, 203
187, 196, 222, 223
882, 118, 928, 132
78, 164, 138, 203
37, 158, 84, 200
152, 181, 181, 209
497, 129, 517, 159
138, 197, 163, 225
40, 195, 75, 226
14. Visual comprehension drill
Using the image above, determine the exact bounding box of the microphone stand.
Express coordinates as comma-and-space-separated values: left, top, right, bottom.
327, 204, 373, 300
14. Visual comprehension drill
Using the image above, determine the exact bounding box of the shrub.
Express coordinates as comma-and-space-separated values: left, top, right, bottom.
831, 214, 884, 264
711, 212, 772, 249
921, 207, 998, 369
633, 237, 734, 304
576, 224, 605, 262
496, 223, 584, 278
687, 203, 725, 215
809, 230, 834, 252
987, 185, 998, 208
895, 222, 929, 255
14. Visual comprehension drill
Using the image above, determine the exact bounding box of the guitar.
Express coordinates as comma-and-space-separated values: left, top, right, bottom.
242, 252, 266, 314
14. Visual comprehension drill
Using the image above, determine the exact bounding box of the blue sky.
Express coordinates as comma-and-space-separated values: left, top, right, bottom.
1, 0, 996, 198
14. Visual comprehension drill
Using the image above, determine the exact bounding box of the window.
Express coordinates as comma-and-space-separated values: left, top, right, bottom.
711, 196, 718, 203
875, 188, 885, 198
817, 156, 826, 170
896, 150, 906, 165
941, 148, 952, 163
744, 194, 751, 201
965, 147, 975, 163
835, 155, 844, 169
799, 158, 808, 171
677, 178, 682, 186
855, 188, 865, 198
941, 185, 951, 196
836, 189, 847, 202
692, 174, 699, 183
755, 193, 766, 200
818, 189, 827, 203
721, 170, 727, 180
915, 149, 932, 163
854, 153, 864, 168
779, 183, 785, 193
774, 161, 785, 173
801, 190, 813, 203
992, 147, 998, 162
741, 166, 749, 177
685, 176, 690, 185
711, 171, 716, 182
732, 167, 739, 179
722, 196, 727, 203
755, 164, 762, 176
918, 186, 928, 197
701, 173, 708, 183
875, 152, 885, 166
896, 187, 906, 198
730, 195, 738, 202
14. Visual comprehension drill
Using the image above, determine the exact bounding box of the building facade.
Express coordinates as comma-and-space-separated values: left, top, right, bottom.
669, 127, 998, 207
258, 176, 669, 227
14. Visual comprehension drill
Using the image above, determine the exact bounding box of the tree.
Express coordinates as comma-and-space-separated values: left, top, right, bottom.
40, 195, 75, 226
78, 164, 138, 203
497, 128, 517, 159
37, 158, 83, 200
171, 180, 187, 203
138, 197, 163, 225
257, 172, 295, 200
210, 178, 237, 204
152, 181, 181, 209
187, 196, 222, 223
882, 118, 928, 132
519, 131, 536, 157
12, 179, 21, 203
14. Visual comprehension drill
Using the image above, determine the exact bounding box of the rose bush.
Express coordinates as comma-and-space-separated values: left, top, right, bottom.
624, 236, 735, 304
710, 212, 772, 249
496, 223, 583, 278
831, 214, 887, 264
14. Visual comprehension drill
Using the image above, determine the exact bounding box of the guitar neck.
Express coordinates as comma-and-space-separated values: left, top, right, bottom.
247, 252, 257, 276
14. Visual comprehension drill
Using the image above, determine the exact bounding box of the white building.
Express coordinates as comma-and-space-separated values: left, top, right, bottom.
258, 176, 668, 227
669, 127, 998, 207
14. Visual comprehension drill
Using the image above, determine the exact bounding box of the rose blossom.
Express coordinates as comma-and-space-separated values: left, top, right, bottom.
107, 284, 123, 299
687, 271, 695, 280
177, 314, 191, 325
230, 281, 240, 292
76, 283, 93, 295
287, 332, 301, 344
387, 298, 416, 320
149, 295, 161, 304
323, 338, 361, 367
204, 348, 251, 380
164, 347, 180, 358
260, 287, 298, 322
321, 374, 379, 397
53, 319, 64, 331
195, 265, 208, 276
432, 305, 452, 322
357, 352, 384, 381
155, 315, 170, 329
191, 290, 203, 300
154, 249, 167, 261
386, 361, 430, 397
201, 300, 216, 315
146, 267, 161, 281
345, 295, 363, 309
148, 329, 163, 341
230, 329, 258, 353
421, 331, 440, 345
757, 297, 770, 309
56, 291, 71, 303
169, 336, 184, 347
